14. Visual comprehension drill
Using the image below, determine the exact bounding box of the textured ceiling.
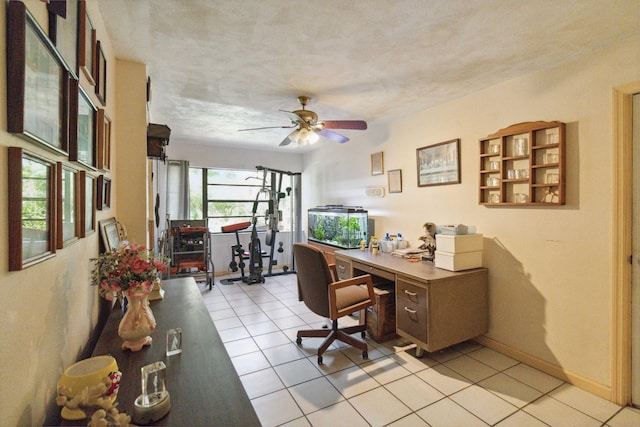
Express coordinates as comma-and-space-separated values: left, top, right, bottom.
97, 0, 639, 152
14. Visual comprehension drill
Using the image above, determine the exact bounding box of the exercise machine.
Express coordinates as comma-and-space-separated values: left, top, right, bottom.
220, 165, 300, 284
219, 221, 268, 285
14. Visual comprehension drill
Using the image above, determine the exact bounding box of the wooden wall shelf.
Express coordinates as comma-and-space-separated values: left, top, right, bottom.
479, 121, 566, 206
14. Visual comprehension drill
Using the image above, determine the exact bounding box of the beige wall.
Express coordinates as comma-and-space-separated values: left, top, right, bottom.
114, 59, 149, 246
0, 0, 147, 424
302, 36, 639, 396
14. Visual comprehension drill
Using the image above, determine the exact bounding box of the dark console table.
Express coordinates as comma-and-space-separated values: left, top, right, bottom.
80, 277, 259, 426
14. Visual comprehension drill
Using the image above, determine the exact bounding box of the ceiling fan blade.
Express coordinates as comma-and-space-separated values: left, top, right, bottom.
317, 129, 349, 143
279, 129, 299, 146
322, 120, 367, 130
279, 110, 303, 124
238, 125, 296, 132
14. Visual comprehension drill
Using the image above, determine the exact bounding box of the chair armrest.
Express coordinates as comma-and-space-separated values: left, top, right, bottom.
328, 274, 376, 320
328, 263, 339, 282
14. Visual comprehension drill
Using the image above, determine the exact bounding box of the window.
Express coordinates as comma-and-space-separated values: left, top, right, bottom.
189, 167, 297, 233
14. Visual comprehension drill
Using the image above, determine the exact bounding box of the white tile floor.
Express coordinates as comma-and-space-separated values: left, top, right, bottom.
199, 272, 640, 427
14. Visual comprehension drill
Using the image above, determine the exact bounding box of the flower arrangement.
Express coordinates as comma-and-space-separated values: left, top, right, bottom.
91, 244, 168, 300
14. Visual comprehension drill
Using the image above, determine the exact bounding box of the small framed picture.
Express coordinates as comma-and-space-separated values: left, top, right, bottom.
388, 169, 402, 193
416, 139, 461, 187
371, 152, 384, 176
95, 40, 107, 105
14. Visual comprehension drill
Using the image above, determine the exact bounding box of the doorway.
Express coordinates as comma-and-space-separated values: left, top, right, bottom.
632, 93, 640, 406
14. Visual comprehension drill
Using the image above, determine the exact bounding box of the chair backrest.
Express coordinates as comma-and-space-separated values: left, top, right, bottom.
293, 243, 334, 318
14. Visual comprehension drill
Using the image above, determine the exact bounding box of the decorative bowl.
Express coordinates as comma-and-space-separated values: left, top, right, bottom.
58, 355, 119, 420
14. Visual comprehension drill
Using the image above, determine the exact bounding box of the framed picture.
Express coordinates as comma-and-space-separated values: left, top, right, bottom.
47, 0, 79, 75
95, 40, 107, 105
103, 177, 112, 209
78, 0, 96, 85
57, 162, 80, 248
70, 86, 97, 169
7, 1, 69, 155
79, 171, 96, 237
96, 109, 111, 170
98, 217, 121, 252
8, 147, 57, 271
96, 174, 111, 210
371, 152, 384, 176
416, 139, 461, 187
388, 169, 402, 193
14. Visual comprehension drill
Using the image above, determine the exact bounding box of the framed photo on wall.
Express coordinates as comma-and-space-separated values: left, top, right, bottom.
47, 0, 79, 75
57, 162, 80, 248
70, 86, 97, 169
78, 0, 96, 85
371, 152, 384, 176
79, 171, 96, 237
388, 169, 402, 193
8, 147, 57, 271
7, 1, 70, 155
96, 109, 111, 170
416, 139, 461, 187
95, 40, 107, 105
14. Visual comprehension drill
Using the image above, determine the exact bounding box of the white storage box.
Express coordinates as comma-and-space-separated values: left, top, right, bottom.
436, 234, 483, 253
435, 250, 483, 271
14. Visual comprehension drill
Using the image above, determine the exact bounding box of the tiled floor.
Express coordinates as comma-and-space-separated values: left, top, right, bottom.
199, 272, 640, 427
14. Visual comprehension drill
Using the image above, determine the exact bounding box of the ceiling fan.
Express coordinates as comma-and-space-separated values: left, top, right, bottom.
239, 96, 367, 147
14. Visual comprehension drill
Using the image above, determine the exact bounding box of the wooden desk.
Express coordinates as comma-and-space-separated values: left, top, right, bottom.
335, 249, 488, 356
87, 277, 259, 426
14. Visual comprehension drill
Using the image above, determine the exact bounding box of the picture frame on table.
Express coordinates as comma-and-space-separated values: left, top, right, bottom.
98, 217, 121, 253
78, 0, 96, 85
416, 138, 461, 187
371, 152, 384, 176
7, 1, 70, 155
388, 169, 402, 193
8, 147, 57, 271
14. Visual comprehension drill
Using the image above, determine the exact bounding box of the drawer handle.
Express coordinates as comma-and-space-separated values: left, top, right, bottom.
404, 306, 417, 314
404, 290, 417, 297
338, 265, 346, 271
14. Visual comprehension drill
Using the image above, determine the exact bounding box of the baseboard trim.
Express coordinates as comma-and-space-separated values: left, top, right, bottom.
475, 336, 612, 401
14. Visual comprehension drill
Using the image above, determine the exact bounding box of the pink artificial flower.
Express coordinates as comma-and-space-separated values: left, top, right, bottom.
153, 260, 168, 273
131, 258, 150, 274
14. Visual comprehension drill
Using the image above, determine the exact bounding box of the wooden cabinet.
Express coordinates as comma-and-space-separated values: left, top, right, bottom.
366, 286, 397, 343
479, 121, 566, 206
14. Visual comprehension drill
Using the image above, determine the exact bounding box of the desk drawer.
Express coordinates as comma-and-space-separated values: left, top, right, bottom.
352, 261, 395, 282
396, 299, 427, 344
396, 278, 427, 305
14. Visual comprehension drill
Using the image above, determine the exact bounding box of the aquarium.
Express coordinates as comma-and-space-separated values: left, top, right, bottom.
308, 206, 368, 249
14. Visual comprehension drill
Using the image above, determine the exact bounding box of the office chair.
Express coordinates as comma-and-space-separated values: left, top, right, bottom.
293, 243, 376, 364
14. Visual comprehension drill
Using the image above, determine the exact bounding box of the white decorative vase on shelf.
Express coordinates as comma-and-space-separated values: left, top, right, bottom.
119, 288, 156, 351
